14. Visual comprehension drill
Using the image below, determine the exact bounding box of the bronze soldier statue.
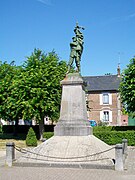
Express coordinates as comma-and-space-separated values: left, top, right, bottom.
67, 23, 84, 73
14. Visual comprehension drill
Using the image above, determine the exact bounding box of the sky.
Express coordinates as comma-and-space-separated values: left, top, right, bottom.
0, 0, 135, 76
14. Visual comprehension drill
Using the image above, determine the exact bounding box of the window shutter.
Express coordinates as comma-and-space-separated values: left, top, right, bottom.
100, 111, 103, 121
100, 94, 103, 105
109, 94, 112, 105
109, 111, 112, 122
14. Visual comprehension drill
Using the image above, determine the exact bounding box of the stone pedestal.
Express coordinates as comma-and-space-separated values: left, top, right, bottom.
54, 73, 92, 136
17, 73, 115, 168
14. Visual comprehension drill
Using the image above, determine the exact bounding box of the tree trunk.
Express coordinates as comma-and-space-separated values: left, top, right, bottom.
51, 120, 54, 125
39, 116, 44, 141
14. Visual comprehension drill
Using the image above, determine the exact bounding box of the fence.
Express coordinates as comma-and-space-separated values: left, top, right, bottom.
5, 139, 128, 171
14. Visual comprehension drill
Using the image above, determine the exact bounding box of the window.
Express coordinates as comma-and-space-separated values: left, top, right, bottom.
103, 111, 109, 121
100, 93, 112, 105
100, 110, 112, 122
103, 93, 109, 104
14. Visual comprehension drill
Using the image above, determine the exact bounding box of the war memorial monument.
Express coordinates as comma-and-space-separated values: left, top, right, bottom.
17, 23, 115, 168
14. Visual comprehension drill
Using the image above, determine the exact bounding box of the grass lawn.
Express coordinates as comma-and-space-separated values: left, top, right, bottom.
0, 133, 42, 150
0, 139, 42, 150
0, 139, 27, 150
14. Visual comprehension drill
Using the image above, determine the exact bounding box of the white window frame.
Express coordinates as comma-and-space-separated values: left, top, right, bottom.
103, 111, 109, 121
100, 93, 112, 105
100, 110, 112, 122
103, 93, 109, 104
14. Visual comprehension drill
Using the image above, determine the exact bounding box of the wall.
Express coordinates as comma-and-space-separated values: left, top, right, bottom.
87, 91, 122, 125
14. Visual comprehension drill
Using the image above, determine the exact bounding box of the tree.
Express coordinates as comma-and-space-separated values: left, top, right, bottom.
15, 49, 67, 139
26, 127, 37, 146
0, 49, 68, 139
0, 61, 23, 134
119, 57, 135, 116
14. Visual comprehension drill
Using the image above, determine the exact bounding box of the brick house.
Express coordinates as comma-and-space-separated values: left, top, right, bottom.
83, 68, 128, 126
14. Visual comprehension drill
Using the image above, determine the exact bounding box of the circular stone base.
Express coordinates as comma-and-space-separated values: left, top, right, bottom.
16, 135, 115, 167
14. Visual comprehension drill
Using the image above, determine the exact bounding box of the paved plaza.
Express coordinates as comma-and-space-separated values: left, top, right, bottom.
0, 147, 135, 180
0, 166, 135, 180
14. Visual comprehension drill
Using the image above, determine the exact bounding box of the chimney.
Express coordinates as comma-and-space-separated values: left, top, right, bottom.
117, 64, 120, 77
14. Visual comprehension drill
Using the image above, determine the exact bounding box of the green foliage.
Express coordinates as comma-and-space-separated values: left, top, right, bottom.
94, 130, 135, 146
93, 126, 135, 146
43, 129, 135, 146
0, 61, 23, 122
0, 125, 3, 133
21, 49, 67, 139
93, 126, 113, 132
93, 126, 135, 132
43, 132, 54, 139
0, 49, 68, 139
119, 57, 135, 116
97, 121, 109, 126
16, 49, 67, 122
26, 127, 37, 146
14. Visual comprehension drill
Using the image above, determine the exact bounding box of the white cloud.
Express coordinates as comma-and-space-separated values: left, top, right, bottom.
37, 0, 53, 6
125, 13, 135, 20
113, 12, 135, 22
103, 12, 135, 25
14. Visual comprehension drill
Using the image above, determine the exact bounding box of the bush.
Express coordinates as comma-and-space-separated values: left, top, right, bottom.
93, 126, 113, 132
43, 132, 54, 139
94, 130, 135, 146
42, 130, 135, 146
26, 127, 37, 146
93, 126, 135, 132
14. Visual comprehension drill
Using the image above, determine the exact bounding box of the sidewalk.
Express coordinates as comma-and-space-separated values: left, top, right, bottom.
0, 150, 5, 167
0, 165, 135, 180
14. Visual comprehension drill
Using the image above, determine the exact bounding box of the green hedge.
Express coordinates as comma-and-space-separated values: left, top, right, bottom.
93, 130, 135, 146
42, 130, 135, 146
1, 125, 135, 146
93, 127, 135, 145
93, 126, 135, 132
43, 132, 54, 139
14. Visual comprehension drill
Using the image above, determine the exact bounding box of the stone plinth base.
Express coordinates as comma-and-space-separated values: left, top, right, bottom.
54, 73, 92, 136
16, 135, 115, 167
54, 120, 93, 136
